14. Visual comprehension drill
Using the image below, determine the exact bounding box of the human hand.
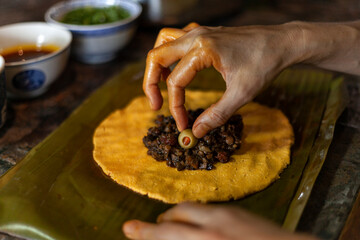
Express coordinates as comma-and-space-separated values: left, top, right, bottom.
123, 202, 318, 240
143, 22, 305, 138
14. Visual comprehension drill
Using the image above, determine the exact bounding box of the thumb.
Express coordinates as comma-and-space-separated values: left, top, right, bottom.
192, 89, 245, 138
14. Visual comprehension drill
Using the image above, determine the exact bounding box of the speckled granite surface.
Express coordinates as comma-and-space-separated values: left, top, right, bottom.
297, 78, 360, 239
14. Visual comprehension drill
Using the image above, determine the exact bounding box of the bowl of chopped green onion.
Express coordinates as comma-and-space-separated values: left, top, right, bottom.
45, 0, 142, 64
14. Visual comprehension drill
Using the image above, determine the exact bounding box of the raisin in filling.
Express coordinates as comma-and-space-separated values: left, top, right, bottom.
143, 109, 243, 171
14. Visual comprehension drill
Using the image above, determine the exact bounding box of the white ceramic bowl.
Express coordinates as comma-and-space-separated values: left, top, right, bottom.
0, 22, 72, 99
0, 56, 6, 128
45, 0, 142, 64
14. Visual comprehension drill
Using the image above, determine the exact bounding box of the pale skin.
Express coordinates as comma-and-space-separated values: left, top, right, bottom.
124, 20, 360, 239
123, 202, 318, 240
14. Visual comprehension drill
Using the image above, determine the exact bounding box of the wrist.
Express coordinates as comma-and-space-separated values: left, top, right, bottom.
279, 20, 332, 66
278, 21, 311, 66
283, 20, 360, 74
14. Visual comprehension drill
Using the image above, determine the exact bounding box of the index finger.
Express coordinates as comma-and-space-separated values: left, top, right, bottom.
167, 48, 215, 131
157, 203, 219, 226
123, 220, 211, 240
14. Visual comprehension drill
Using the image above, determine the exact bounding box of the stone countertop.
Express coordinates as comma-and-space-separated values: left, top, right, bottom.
0, 0, 359, 239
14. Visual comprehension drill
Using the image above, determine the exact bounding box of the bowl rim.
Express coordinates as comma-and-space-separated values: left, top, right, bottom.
44, 0, 142, 32
0, 22, 72, 67
0, 56, 4, 71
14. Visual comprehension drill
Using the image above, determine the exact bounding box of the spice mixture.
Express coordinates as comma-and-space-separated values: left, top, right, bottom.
143, 109, 243, 171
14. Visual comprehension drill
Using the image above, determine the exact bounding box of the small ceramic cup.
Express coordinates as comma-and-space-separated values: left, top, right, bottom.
0, 56, 6, 129
0, 22, 72, 98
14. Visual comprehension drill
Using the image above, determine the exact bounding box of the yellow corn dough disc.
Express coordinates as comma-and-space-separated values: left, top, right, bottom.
93, 90, 294, 204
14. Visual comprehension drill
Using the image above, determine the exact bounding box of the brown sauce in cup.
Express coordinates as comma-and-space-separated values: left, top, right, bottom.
1, 44, 60, 63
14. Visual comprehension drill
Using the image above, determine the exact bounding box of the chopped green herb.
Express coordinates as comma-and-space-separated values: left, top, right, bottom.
61, 6, 130, 25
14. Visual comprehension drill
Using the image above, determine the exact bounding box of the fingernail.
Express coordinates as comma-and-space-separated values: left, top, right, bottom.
176, 123, 185, 132
148, 99, 154, 109
176, 119, 188, 132
123, 221, 137, 238
157, 213, 164, 223
193, 122, 208, 138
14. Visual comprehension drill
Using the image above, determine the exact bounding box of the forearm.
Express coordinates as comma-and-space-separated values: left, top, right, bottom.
285, 20, 360, 75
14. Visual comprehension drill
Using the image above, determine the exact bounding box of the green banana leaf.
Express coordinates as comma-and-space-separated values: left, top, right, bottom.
0, 61, 347, 239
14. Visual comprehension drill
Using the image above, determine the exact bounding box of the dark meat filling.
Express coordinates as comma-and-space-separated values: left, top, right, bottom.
143, 109, 243, 171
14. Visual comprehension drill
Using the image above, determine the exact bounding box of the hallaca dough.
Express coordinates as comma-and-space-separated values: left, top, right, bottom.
93, 90, 294, 203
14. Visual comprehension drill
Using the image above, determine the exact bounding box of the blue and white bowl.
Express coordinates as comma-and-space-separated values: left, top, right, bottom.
45, 0, 142, 64
0, 22, 72, 99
